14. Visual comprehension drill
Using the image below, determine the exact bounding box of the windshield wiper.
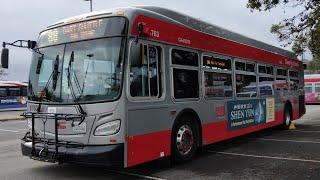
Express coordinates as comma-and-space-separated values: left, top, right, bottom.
78, 53, 93, 99
36, 55, 60, 112
66, 51, 87, 123
67, 51, 81, 98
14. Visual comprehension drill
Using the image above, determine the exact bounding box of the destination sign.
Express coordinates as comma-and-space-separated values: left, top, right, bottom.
38, 17, 126, 47
203, 55, 231, 70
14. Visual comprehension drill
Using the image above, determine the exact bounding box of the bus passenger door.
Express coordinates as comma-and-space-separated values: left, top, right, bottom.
126, 41, 170, 167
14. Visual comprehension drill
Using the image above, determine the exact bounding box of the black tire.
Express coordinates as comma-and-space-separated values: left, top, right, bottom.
171, 115, 199, 163
282, 106, 292, 129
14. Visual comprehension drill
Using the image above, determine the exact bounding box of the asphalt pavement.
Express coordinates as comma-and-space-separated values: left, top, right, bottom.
0, 106, 320, 180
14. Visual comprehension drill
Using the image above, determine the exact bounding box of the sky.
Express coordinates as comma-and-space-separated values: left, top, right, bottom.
0, 0, 307, 81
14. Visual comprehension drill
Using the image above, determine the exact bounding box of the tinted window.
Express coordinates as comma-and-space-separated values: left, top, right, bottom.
258, 65, 266, 74
203, 56, 231, 70
236, 62, 245, 71
204, 72, 232, 98
236, 62, 255, 72
277, 69, 287, 76
259, 65, 273, 75
304, 86, 312, 93
315, 83, 320, 93
173, 69, 199, 99
236, 74, 257, 97
266, 66, 274, 75
172, 49, 198, 66
246, 63, 255, 72
0, 88, 7, 97
21, 87, 27, 96
289, 71, 298, 78
8, 88, 21, 96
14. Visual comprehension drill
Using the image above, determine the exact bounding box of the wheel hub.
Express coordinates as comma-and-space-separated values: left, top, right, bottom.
176, 125, 194, 155
286, 112, 291, 126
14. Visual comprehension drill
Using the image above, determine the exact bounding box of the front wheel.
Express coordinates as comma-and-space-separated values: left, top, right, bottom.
172, 117, 199, 163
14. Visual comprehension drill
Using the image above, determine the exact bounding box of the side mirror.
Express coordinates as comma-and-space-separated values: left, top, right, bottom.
28, 40, 37, 49
36, 55, 44, 74
1, 47, 9, 69
130, 43, 144, 67
135, 23, 144, 43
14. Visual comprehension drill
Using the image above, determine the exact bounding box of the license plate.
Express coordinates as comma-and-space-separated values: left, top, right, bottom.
72, 121, 86, 133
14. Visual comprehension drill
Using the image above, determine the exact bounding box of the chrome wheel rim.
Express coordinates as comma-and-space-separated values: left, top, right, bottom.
176, 125, 194, 155
285, 112, 291, 126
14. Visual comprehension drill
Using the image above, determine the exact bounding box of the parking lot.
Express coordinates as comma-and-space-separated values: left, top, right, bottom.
0, 105, 320, 180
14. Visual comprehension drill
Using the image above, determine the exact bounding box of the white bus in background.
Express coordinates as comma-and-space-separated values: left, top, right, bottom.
0, 81, 27, 110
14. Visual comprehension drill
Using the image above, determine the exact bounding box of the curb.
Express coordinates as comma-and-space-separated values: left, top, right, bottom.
0, 116, 25, 122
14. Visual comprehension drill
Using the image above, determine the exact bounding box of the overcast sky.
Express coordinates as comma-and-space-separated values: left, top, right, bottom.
0, 0, 306, 81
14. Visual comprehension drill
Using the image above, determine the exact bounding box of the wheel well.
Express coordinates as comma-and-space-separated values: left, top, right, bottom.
173, 109, 202, 147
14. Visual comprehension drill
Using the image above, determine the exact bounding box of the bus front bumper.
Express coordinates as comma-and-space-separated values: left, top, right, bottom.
21, 141, 124, 167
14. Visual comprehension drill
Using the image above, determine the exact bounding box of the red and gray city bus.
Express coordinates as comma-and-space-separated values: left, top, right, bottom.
1, 6, 305, 167
304, 74, 320, 104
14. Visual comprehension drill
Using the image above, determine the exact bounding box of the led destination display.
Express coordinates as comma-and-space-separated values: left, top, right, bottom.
38, 17, 126, 47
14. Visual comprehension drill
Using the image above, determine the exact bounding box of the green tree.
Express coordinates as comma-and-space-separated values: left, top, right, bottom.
247, 0, 320, 59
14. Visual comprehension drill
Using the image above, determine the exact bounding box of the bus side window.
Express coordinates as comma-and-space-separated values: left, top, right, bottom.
259, 77, 274, 96
304, 83, 313, 93
171, 48, 199, 99
258, 64, 274, 97
21, 86, 28, 96
275, 68, 288, 91
315, 83, 320, 93
0, 88, 7, 97
129, 43, 162, 98
8, 87, 20, 96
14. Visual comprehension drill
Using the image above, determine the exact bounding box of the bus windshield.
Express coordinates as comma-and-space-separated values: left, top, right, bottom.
28, 17, 126, 103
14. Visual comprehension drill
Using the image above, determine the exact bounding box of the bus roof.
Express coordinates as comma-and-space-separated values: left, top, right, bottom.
47, 6, 297, 60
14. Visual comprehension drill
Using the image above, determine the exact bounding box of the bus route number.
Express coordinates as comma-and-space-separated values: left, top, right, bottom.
150, 30, 160, 38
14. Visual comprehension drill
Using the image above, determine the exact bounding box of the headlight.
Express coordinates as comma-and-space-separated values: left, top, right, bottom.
94, 120, 121, 136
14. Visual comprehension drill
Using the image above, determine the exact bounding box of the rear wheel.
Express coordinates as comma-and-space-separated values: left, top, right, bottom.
172, 116, 199, 163
282, 107, 292, 129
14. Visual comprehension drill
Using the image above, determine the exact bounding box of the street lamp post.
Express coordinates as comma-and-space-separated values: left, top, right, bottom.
84, 0, 93, 12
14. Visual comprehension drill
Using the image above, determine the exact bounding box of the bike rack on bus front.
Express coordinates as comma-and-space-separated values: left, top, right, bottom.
21, 112, 85, 163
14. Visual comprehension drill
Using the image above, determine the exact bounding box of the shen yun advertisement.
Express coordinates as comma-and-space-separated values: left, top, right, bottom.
227, 98, 275, 130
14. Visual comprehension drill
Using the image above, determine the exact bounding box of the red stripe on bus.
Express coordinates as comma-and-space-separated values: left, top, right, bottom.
127, 130, 171, 167
127, 110, 304, 167
305, 78, 320, 82
305, 100, 320, 104
202, 111, 284, 145
132, 15, 302, 70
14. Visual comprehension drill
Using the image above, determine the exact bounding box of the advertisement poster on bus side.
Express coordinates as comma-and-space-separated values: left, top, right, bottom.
227, 99, 266, 130
266, 98, 275, 123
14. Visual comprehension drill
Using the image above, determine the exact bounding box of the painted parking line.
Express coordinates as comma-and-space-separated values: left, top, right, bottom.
106, 169, 166, 180
250, 138, 320, 144
0, 128, 19, 133
286, 130, 320, 133
207, 150, 320, 163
